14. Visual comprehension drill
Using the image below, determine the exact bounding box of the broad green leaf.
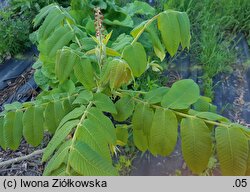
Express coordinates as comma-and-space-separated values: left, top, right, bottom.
59, 79, 75, 94
181, 117, 212, 174
144, 87, 169, 104
49, 164, 69, 176
193, 96, 217, 113
69, 141, 118, 175
73, 90, 93, 105
108, 59, 132, 90
195, 112, 229, 122
0, 116, 5, 149
123, 1, 155, 16
146, 23, 165, 61
44, 100, 67, 133
23, 106, 44, 147
122, 42, 147, 77
112, 96, 135, 122
177, 12, 191, 49
93, 93, 117, 114
157, 11, 181, 57
106, 47, 121, 56
133, 129, 148, 152
87, 107, 116, 145
42, 120, 79, 162
216, 126, 249, 176
4, 102, 22, 111
34, 4, 58, 27
47, 27, 74, 58
55, 47, 80, 83
149, 108, 178, 156
116, 125, 129, 146
58, 105, 86, 128
75, 119, 111, 162
161, 79, 200, 109
3, 111, 23, 150
43, 140, 71, 176
74, 58, 95, 90
132, 103, 153, 135
38, 8, 65, 40
111, 33, 133, 52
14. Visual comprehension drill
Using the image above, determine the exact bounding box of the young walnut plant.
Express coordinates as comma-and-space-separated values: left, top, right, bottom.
0, 1, 250, 176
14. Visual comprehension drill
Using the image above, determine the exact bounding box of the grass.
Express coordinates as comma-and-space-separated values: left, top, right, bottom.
162, 0, 250, 98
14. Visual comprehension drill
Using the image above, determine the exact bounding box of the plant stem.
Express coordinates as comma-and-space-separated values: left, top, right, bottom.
66, 101, 93, 174
131, 13, 160, 45
66, 19, 82, 49
0, 149, 45, 168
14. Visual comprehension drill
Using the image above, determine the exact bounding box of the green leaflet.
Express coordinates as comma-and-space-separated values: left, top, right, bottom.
122, 42, 147, 77
93, 93, 117, 114
58, 106, 86, 128
116, 125, 129, 146
108, 59, 132, 90
34, 4, 58, 27
161, 79, 200, 109
59, 80, 76, 95
39, 26, 74, 59
132, 102, 153, 135
146, 23, 166, 61
195, 112, 229, 123
181, 117, 212, 174
100, 59, 132, 90
69, 141, 118, 176
111, 33, 133, 52
43, 140, 71, 176
176, 12, 191, 49
192, 96, 217, 113
23, 106, 44, 147
49, 164, 69, 176
112, 96, 135, 122
0, 116, 5, 149
48, 27, 74, 58
123, 1, 155, 16
144, 87, 169, 104
55, 47, 80, 84
133, 129, 148, 152
42, 120, 79, 162
157, 11, 181, 57
4, 102, 22, 111
44, 100, 67, 134
106, 47, 121, 56
38, 8, 65, 40
74, 58, 96, 90
87, 107, 116, 145
73, 90, 93, 105
216, 126, 249, 176
149, 108, 178, 156
75, 119, 111, 162
2, 111, 23, 150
